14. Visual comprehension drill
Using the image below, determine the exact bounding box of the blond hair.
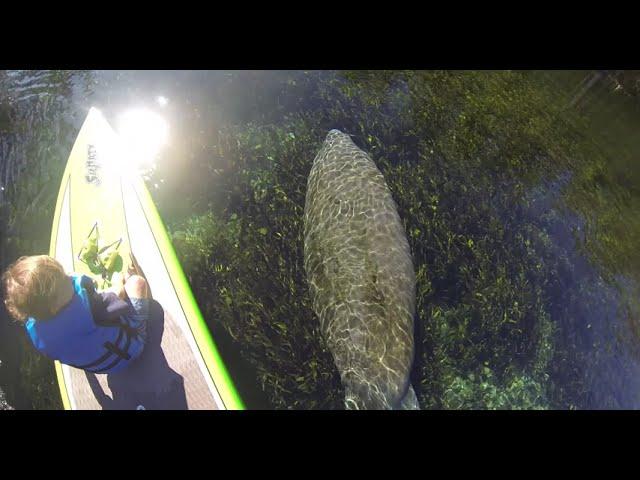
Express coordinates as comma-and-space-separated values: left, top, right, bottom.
2, 255, 68, 322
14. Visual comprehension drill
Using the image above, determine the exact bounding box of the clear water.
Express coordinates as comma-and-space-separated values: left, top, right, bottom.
1, 70, 640, 409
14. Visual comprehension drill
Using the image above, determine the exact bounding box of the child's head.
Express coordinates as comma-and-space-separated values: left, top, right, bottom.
2, 255, 68, 322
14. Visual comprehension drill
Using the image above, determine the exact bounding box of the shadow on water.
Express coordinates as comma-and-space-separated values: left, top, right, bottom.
86, 299, 188, 410
85, 298, 271, 409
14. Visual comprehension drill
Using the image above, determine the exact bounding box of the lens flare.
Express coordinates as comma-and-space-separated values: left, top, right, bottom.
117, 108, 168, 170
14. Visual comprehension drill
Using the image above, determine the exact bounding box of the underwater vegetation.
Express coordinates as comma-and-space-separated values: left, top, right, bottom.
0, 70, 89, 409
166, 70, 640, 409
0, 384, 12, 409
2, 70, 640, 409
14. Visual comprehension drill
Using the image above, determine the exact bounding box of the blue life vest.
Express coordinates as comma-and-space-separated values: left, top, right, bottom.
25, 274, 145, 374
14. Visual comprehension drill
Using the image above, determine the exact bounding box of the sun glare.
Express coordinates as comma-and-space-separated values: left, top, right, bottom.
117, 108, 168, 170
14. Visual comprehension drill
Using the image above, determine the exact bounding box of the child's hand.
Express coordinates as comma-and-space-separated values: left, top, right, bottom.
110, 271, 127, 300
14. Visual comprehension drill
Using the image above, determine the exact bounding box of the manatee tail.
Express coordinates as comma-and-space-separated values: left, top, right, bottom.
343, 384, 420, 410
398, 384, 420, 410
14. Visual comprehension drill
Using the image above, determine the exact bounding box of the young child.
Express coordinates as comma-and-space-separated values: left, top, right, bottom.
2, 254, 151, 374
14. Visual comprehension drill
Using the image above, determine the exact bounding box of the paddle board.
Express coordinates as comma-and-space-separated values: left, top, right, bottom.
49, 107, 243, 410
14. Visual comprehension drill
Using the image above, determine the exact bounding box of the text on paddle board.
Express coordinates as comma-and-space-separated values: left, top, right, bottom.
86, 144, 101, 186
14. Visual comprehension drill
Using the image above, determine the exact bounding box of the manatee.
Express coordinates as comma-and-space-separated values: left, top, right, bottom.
303, 129, 418, 410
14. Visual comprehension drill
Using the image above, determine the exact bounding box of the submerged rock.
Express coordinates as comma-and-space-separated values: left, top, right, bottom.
304, 129, 418, 409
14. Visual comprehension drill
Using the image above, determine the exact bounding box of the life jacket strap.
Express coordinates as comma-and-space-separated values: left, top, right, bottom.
88, 331, 134, 374
68, 323, 139, 373
103, 340, 132, 361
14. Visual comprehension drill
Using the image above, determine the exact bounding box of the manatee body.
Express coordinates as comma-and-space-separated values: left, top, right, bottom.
304, 129, 418, 410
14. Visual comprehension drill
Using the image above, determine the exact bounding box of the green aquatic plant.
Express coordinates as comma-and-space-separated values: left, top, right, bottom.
159, 70, 640, 409
3, 69, 640, 409
0, 70, 90, 409
168, 118, 346, 408
442, 369, 548, 410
